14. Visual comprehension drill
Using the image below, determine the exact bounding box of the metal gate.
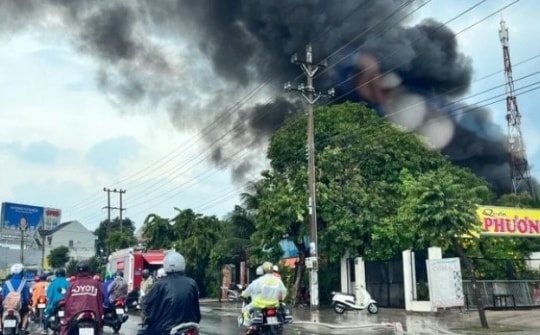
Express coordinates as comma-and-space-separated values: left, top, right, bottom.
364, 252, 429, 308
365, 259, 405, 308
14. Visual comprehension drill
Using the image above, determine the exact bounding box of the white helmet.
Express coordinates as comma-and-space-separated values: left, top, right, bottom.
163, 251, 186, 273
11, 263, 24, 275
156, 268, 166, 278
256, 266, 263, 276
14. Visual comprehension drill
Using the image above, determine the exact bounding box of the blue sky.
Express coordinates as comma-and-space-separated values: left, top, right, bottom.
0, 0, 539, 232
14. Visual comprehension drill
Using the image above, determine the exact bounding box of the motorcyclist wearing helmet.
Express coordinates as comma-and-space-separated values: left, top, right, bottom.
61, 260, 104, 335
139, 269, 154, 305
241, 262, 287, 328
272, 265, 281, 279
44, 268, 69, 334
156, 268, 166, 280
108, 270, 128, 306
141, 251, 201, 335
1, 263, 30, 334
255, 265, 264, 278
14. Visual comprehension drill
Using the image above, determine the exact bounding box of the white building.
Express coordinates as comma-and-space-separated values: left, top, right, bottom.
35, 220, 97, 263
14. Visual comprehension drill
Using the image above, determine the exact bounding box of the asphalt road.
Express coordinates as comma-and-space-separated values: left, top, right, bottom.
27, 304, 397, 335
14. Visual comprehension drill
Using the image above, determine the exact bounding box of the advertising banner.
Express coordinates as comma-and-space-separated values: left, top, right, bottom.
1, 202, 62, 232
477, 205, 540, 237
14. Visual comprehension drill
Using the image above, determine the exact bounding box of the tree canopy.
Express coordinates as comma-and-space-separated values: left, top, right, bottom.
47, 245, 70, 268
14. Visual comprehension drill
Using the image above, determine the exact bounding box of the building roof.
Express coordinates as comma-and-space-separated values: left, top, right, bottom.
34, 220, 94, 247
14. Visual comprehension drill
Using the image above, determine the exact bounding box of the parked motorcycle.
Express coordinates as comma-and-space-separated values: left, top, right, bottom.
103, 297, 129, 334
222, 283, 244, 302
48, 299, 66, 334
66, 310, 100, 335
2, 308, 21, 335
331, 287, 378, 314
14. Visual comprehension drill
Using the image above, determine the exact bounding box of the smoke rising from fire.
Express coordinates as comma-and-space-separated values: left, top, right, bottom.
0, 0, 513, 192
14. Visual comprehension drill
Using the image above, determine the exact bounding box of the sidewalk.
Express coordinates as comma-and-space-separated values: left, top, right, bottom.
292, 306, 540, 334
202, 300, 540, 334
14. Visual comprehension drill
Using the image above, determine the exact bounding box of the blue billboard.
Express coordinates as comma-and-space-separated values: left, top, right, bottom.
1, 202, 61, 232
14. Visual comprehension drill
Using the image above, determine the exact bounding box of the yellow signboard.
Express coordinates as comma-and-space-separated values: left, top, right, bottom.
477, 205, 540, 237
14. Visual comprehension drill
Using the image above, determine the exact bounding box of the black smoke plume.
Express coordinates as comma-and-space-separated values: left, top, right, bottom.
0, 0, 515, 192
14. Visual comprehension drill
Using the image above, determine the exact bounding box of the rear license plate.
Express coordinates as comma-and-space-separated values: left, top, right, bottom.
38, 303, 46, 308
79, 327, 94, 335
115, 308, 124, 315
267, 316, 279, 324
58, 310, 65, 317
4, 319, 16, 328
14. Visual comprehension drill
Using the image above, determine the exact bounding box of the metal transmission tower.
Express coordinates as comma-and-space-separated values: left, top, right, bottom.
284, 44, 334, 310
499, 20, 537, 201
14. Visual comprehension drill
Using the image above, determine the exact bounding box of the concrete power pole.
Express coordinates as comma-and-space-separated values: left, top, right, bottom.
119, 189, 126, 232
103, 188, 127, 232
285, 43, 334, 310
103, 188, 112, 224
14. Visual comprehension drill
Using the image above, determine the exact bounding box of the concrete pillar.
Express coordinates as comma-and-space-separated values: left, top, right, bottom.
340, 251, 350, 293
402, 249, 413, 311
428, 247, 442, 260
354, 257, 366, 303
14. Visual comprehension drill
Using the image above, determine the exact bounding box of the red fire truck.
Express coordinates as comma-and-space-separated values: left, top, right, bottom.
107, 247, 166, 309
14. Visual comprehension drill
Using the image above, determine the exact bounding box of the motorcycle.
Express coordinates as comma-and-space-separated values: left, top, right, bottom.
66, 310, 100, 335
2, 308, 21, 335
48, 299, 66, 334
103, 297, 129, 334
240, 302, 293, 335
331, 286, 378, 314
222, 283, 243, 302
34, 296, 48, 324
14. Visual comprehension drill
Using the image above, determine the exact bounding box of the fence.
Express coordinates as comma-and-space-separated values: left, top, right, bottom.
463, 280, 540, 309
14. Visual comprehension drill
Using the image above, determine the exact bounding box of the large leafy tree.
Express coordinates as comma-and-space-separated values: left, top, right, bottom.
252, 102, 453, 300
47, 246, 70, 268
170, 208, 221, 297
397, 165, 492, 328
210, 205, 256, 267
94, 217, 136, 254
142, 214, 174, 250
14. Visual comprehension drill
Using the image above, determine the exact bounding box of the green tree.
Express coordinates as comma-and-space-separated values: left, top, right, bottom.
252, 102, 451, 302
47, 246, 70, 268
397, 166, 491, 328
210, 205, 255, 267
107, 231, 137, 252
94, 217, 136, 254
66, 258, 78, 276
141, 214, 174, 250
170, 208, 220, 297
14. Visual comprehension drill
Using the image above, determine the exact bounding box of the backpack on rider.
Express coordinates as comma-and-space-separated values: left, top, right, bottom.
3, 279, 26, 311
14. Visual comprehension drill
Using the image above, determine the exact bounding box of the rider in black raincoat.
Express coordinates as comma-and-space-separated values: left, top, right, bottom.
141, 251, 201, 335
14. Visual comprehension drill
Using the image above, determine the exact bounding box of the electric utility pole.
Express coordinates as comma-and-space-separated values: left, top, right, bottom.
284, 43, 334, 310
103, 188, 127, 232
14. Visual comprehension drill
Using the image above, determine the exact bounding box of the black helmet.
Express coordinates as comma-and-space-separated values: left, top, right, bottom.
55, 268, 66, 277
142, 269, 150, 279
77, 260, 90, 274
